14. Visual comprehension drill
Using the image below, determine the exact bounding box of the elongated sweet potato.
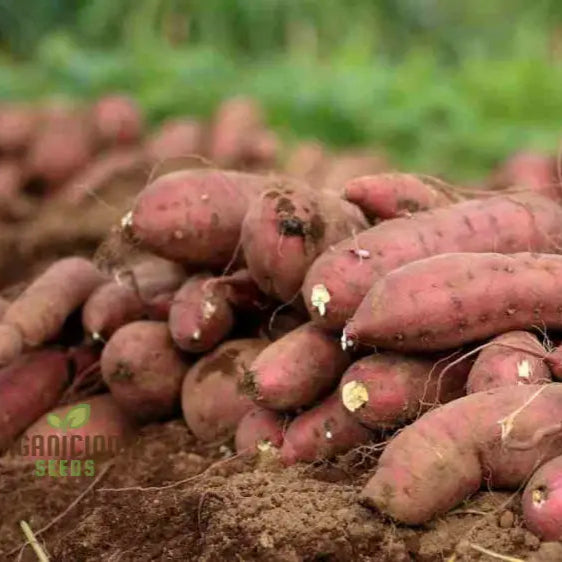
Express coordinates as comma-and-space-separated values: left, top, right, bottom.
169, 274, 234, 353
145, 118, 206, 166
243, 323, 351, 411
467, 331, 551, 393
101, 321, 188, 422
242, 183, 368, 301
18, 394, 136, 461
83, 256, 186, 339
0, 350, 70, 452
344, 173, 453, 220
346, 252, 562, 352
235, 407, 287, 455
209, 97, 263, 166
92, 94, 143, 146
3, 257, 105, 348
129, 169, 292, 267
340, 353, 470, 430
280, 393, 373, 465
181, 338, 268, 442
303, 191, 562, 330
361, 383, 562, 525
522, 455, 562, 540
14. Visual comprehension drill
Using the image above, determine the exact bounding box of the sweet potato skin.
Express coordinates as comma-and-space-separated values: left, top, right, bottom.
361, 384, 562, 525
344, 173, 452, 220
242, 183, 368, 301
92, 95, 143, 146
0, 350, 70, 452
340, 353, 470, 429
302, 191, 562, 330
467, 331, 551, 393
169, 274, 234, 353
280, 392, 373, 465
101, 321, 188, 422
181, 338, 268, 442
0, 103, 38, 153
145, 119, 205, 165
235, 407, 286, 454
522, 455, 562, 540
546, 347, 562, 381
19, 394, 136, 460
347, 252, 562, 352
243, 323, 351, 411
83, 257, 185, 338
130, 169, 279, 267
3, 257, 106, 347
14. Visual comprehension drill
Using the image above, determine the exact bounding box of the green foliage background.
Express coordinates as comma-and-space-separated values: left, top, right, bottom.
0, 0, 561, 180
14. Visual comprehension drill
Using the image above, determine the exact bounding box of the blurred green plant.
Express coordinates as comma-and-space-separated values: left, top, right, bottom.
0, 0, 561, 181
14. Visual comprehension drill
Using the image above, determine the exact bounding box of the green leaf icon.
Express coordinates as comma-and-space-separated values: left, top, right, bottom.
47, 413, 62, 429
63, 403, 91, 430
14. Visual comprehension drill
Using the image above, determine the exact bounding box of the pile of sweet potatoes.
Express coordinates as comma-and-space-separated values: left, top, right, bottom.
3, 92, 562, 547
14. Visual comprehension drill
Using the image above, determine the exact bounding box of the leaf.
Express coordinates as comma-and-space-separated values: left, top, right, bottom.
46, 413, 62, 429
63, 403, 91, 429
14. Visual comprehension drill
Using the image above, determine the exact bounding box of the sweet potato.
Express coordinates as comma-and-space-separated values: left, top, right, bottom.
0, 103, 38, 153
0, 350, 70, 452
546, 346, 562, 381
284, 141, 328, 189
0, 160, 23, 200
522, 455, 562, 540
3, 257, 105, 348
235, 407, 286, 455
489, 151, 557, 199
169, 274, 234, 353
344, 173, 453, 220
26, 108, 94, 188
340, 353, 470, 430
346, 252, 562, 352
209, 97, 263, 166
92, 94, 143, 146
0, 324, 23, 366
243, 129, 279, 169
57, 148, 146, 205
243, 323, 351, 411
280, 393, 373, 465
242, 183, 368, 301
83, 257, 186, 339
181, 338, 268, 442
303, 191, 562, 331
360, 383, 562, 525
129, 169, 289, 267
467, 331, 551, 393
18, 394, 136, 461
101, 321, 188, 422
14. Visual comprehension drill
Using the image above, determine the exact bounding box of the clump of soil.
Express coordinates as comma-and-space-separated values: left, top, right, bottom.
0, 420, 549, 562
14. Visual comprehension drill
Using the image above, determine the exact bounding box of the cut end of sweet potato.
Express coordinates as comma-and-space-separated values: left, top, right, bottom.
341, 380, 369, 412
310, 284, 331, 317
239, 369, 260, 400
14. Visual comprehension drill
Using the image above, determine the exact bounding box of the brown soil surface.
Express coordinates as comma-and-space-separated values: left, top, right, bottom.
0, 420, 559, 562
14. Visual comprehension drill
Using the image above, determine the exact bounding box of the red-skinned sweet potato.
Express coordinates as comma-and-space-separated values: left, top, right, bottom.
169, 274, 234, 353
145, 118, 206, 164
522, 455, 562, 540
242, 183, 368, 301
346, 252, 562, 352
3, 257, 105, 349
91, 94, 143, 146
129, 169, 292, 267
280, 393, 373, 465
209, 97, 263, 166
467, 331, 551, 393
0, 103, 38, 154
344, 173, 453, 220
0, 160, 23, 200
83, 257, 186, 339
101, 321, 188, 422
546, 346, 562, 381
235, 407, 287, 455
17, 394, 136, 461
243, 323, 351, 411
340, 353, 470, 430
0, 350, 71, 452
181, 338, 268, 442
303, 191, 562, 331
361, 383, 562, 525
